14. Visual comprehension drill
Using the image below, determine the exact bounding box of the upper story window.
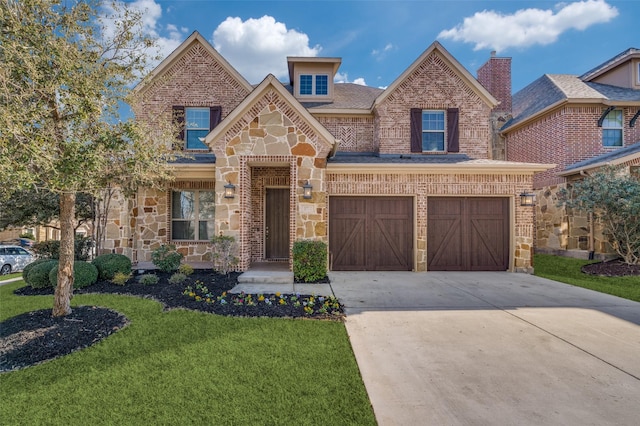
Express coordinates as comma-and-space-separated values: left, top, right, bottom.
421, 111, 445, 151
172, 106, 222, 151
410, 108, 459, 153
171, 190, 215, 241
602, 109, 623, 147
299, 74, 329, 96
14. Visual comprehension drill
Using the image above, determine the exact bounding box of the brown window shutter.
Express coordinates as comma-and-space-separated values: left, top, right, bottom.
210, 106, 222, 130
410, 108, 423, 152
447, 108, 459, 152
173, 106, 185, 141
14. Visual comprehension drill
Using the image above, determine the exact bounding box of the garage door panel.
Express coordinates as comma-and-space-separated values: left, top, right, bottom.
330, 197, 413, 271
428, 197, 509, 271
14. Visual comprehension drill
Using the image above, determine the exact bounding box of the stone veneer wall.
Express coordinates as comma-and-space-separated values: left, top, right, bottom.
314, 115, 376, 152
212, 88, 332, 271
326, 171, 536, 272
374, 51, 492, 158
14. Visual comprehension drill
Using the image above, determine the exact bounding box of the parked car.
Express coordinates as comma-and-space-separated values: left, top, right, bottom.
0, 245, 37, 275
1, 238, 35, 248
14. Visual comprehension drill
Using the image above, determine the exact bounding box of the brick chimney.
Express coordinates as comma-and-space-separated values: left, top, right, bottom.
477, 51, 512, 113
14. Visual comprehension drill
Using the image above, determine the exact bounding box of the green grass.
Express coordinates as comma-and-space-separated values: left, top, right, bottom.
0, 281, 375, 425
534, 254, 640, 302
0, 272, 21, 281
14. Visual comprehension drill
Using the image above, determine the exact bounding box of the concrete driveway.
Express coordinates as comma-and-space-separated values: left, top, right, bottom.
329, 271, 640, 426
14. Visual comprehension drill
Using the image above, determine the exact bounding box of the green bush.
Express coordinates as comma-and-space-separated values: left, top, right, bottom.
31, 236, 93, 261
19, 232, 35, 240
27, 260, 59, 289
178, 263, 194, 276
111, 271, 132, 285
92, 253, 132, 280
139, 274, 159, 285
169, 272, 187, 284
49, 261, 98, 289
151, 244, 183, 273
292, 240, 327, 283
22, 258, 53, 282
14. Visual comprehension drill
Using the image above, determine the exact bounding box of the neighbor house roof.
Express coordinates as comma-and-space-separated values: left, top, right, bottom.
560, 141, 640, 176
580, 48, 640, 82
502, 74, 640, 132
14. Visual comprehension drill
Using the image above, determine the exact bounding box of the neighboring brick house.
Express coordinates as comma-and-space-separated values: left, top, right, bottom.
104, 31, 551, 272
487, 48, 640, 257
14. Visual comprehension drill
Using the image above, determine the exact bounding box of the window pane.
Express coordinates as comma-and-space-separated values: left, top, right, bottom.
186, 129, 209, 149
172, 191, 195, 220
422, 112, 444, 130
199, 221, 215, 241
172, 221, 195, 240
185, 108, 210, 129
199, 191, 216, 220
603, 129, 622, 147
422, 133, 445, 151
316, 75, 328, 95
602, 110, 622, 128
300, 75, 313, 95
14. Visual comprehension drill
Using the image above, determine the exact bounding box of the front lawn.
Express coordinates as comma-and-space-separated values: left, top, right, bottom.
0, 281, 375, 425
0, 272, 21, 281
534, 254, 640, 302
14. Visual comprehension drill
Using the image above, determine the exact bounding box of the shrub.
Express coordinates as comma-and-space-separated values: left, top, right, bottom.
92, 253, 132, 280
169, 272, 187, 284
151, 244, 183, 273
49, 261, 98, 289
111, 271, 132, 286
292, 240, 327, 283
22, 258, 53, 282
139, 274, 159, 285
211, 234, 239, 275
31, 236, 93, 261
178, 263, 194, 276
27, 260, 59, 289
19, 232, 35, 240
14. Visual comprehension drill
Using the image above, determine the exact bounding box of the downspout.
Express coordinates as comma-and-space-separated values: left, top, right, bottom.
580, 170, 595, 259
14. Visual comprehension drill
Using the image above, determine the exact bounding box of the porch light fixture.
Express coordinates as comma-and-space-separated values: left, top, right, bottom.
519, 192, 536, 207
302, 180, 313, 199
224, 181, 236, 199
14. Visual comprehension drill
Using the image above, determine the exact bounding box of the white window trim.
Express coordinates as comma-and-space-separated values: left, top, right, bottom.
185, 107, 209, 150
602, 109, 623, 148
171, 190, 215, 241
298, 74, 329, 96
422, 110, 447, 152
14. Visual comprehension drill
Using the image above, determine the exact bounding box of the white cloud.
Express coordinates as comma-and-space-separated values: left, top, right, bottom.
372, 43, 395, 60
212, 16, 321, 83
438, 0, 618, 52
100, 0, 187, 67
353, 78, 367, 86
334, 72, 367, 86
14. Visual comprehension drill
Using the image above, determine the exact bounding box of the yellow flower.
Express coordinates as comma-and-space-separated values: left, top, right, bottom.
275, 292, 281, 297
258, 295, 265, 302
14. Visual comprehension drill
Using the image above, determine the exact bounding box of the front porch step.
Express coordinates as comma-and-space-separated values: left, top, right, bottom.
237, 270, 294, 284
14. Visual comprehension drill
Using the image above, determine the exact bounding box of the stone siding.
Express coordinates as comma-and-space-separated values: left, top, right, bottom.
326, 171, 536, 272
374, 51, 492, 158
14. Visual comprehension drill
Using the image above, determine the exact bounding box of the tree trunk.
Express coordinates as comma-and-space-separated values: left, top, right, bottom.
52, 192, 76, 317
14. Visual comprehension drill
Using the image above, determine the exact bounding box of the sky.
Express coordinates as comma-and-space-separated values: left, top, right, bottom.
111, 0, 639, 93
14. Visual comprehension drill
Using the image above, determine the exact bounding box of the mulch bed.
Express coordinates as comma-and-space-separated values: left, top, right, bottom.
581, 259, 640, 277
2, 270, 341, 373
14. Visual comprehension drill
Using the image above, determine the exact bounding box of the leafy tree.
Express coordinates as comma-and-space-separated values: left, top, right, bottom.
0, 0, 179, 316
559, 166, 640, 265
0, 189, 94, 232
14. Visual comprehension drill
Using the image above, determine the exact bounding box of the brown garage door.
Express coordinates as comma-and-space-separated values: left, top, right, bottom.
329, 197, 413, 271
427, 197, 509, 271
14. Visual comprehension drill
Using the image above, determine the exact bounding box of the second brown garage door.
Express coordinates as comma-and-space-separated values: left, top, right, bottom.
329, 197, 413, 271
427, 197, 509, 271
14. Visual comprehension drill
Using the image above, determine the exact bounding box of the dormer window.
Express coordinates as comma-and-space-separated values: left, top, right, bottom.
299, 74, 328, 96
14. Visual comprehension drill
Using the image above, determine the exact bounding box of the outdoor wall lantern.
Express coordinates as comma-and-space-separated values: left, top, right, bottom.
519, 192, 536, 207
302, 180, 313, 199
224, 181, 236, 199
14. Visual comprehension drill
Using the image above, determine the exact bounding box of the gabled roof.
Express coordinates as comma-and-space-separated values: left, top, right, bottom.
374, 41, 498, 109
560, 141, 640, 176
204, 74, 335, 150
580, 48, 640, 82
502, 74, 640, 132
132, 31, 252, 95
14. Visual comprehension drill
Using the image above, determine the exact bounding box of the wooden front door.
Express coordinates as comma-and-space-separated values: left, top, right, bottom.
265, 188, 290, 259
329, 197, 413, 271
427, 197, 509, 271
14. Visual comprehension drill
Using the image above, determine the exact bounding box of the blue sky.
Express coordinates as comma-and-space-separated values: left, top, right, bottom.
116, 0, 639, 93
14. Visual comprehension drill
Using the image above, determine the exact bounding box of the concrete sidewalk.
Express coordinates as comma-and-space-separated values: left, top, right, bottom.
330, 271, 640, 425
